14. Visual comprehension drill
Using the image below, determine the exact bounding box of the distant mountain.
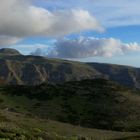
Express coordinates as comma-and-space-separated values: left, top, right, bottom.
0, 48, 140, 88
0, 48, 21, 55
88, 63, 140, 88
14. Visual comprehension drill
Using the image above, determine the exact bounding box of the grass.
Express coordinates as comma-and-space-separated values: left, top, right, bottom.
0, 79, 139, 139
2, 79, 140, 131
0, 110, 139, 140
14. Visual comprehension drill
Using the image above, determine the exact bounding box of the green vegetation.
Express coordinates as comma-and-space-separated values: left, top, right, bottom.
2, 79, 140, 132
0, 79, 139, 139
0, 110, 139, 140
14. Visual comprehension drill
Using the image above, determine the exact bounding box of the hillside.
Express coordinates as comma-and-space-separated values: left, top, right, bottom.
0, 48, 21, 56
88, 63, 140, 88
0, 79, 140, 139
0, 48, 140, 88
0, 110, 139, 140
0, 79, 140, 131
0, 49, 99, 85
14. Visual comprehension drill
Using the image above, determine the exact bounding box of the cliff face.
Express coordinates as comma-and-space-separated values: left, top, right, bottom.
0, 48, 140, 88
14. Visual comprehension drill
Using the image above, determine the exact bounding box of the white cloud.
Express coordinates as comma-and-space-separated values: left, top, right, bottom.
30, 48, 47, 56
0, 0, 103, 46
0, 36, 21, 47
38, 37, 140, 58
42, 0, 140, 27
9, 44, 50, 55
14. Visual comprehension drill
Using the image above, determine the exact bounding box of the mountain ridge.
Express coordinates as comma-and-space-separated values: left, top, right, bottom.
0, 48, 140, 88
0, 48, 21, 56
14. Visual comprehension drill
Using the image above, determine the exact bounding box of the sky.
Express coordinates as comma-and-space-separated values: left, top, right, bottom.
0, 0, 140, 67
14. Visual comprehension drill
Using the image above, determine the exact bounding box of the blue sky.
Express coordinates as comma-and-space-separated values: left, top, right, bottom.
0, 0, 140, 67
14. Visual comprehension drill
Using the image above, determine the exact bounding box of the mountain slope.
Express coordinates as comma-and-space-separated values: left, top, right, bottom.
0, 48, 21, 56
0, 48, 140, 88
88, 63, 140, 88
0, 110, 139, 140
0, 54, 100, 85
1, 79, 140, 132
0, 78, 139, 139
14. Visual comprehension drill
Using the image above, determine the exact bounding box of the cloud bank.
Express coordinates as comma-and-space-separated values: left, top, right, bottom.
0, 36, 21, 46
31, 37, 140, 58
0, 0, 103, 46
43, 0, 140, 27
